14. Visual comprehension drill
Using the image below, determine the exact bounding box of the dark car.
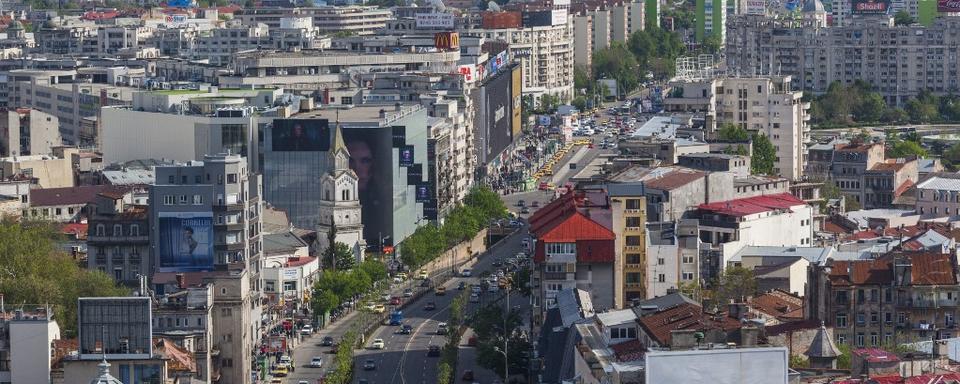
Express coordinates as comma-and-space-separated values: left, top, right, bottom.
428, 345, 441, 357
420, 279, 432, 287
329, 343, 339, 354
520, 207, 530, 214
320, 336, 334, 346
363, 359, 376, 371
462, 370, 475, 381
516, 200, 525, 207
399, 324, 413, 335
457, 281, 466, 290
531, 201, 540, 208
492, 260, 502, 267
424, 302, 437, 310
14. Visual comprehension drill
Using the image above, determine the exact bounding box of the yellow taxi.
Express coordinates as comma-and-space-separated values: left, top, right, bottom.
372, 304, 386, 314
271, 366, 289, 377
396, 272, 408, 280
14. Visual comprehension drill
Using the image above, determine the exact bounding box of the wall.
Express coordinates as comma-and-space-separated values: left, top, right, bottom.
767, 327, 827, 357
576, 262, 615, 311
646, 242, 679, 299
417, 228, 489, 277
0, 155, 74, 188
9, 319, 59, 384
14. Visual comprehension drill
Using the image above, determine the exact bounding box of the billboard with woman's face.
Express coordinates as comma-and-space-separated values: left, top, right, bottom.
157, 212, 213, 272
343, 128, 394, 246
272, 119, 330, 152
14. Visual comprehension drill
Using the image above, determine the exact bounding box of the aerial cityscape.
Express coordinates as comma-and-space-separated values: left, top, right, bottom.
4, 0, 960, 382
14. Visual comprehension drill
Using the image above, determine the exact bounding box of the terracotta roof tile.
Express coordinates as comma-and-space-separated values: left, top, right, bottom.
637, 303, 707, 346
910, 253, 957, 285
642, 169, 705, 191
749, 290, 804, 321
609, 339, 646, 362
894, 179, 915, 197
828, 259, 893, 286
853, 348, 900, 363
30, 185, 128, 207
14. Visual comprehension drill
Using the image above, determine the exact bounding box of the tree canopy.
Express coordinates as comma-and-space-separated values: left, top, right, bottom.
310, 259, 387, 316
0, 220, 127, 336
713, 266, 757, 305
751, 133, 776, 175
592, 42, 640, 95
894, 10, 915, 26
718, 123, 750, 141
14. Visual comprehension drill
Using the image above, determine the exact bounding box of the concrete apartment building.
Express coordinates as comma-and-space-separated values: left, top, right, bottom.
0, 108, 60, 157
149, 153, 262, 384
2, 69, 135, 147
570, 0, 646, 69
0, 307, 61, 384
189, 18, 329, 66
727, 16, 960, 104
916, 172, 960, 217
664, 75, 810, 181
152, 285, 214, 383
462, 13, 575, 102
809, 142, 918, 209
234, 6, 392, 35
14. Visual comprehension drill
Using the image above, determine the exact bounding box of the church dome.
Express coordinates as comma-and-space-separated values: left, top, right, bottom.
90, 359, 123, 384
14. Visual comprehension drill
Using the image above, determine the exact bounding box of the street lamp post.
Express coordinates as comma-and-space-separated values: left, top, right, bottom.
504, 287, 509, 382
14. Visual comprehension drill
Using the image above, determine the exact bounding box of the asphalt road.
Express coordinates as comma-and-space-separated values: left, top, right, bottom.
352, 225, 529, 384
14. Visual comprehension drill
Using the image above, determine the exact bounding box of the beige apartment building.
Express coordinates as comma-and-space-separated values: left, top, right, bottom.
571, 0, 646, 69
609, 184, 647, 307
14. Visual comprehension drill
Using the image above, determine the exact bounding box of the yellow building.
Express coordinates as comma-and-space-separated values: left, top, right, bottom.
609, 184, 647, 308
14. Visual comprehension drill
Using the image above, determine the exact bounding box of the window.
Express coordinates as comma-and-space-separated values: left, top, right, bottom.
96, 224, 105, 236
179, 195, 188, 204
163, 195, 175, 205
885, 312, 892, 323
657, 258, 665, 265
836, 291, 849, 304
546, 243, 575, 255
113, 224, 122, 236
625, 199, 642, 210
55, 208, 61, 216
544, 264, 564, 273
625, 236, 643, 246
610, 327, 637, 339
870, 332, 879, 346
682, 256, 695, 264
885, 288, 893, 302
898, 312, 906, 325
682, 272, 694, 280
546, 283, 563, 291
658, 274, 665, 282
626, 254, 641, 264
857, 313, 865, 325
625, 217, 642, 227
870, 312, 879, 324
227, 174, 238, 183
836, 313, 848, 328
626, 273, 642, 283
193, 195, 203, 205
221, 308, 232, 316
856, 333, 865, 347
168, 175, 175, 184
342, 189, 350, 201
884, 333, 893, 344
857, 289, 865, 302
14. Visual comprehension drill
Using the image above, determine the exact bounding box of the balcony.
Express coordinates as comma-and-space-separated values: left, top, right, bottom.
543, 272, 567, 280
624, 263, 643, 271
624, 226, 643, 232
624, 245, 644, 252
624, 209, 643, 214
88, 235, 150, 244
625, 282, 643, 289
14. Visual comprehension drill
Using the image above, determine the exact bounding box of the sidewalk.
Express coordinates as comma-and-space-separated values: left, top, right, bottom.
458, 328, 500, 384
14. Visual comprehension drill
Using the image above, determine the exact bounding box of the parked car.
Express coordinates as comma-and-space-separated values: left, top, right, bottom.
309, 356, 323, 368
531, 201, 540, 208
370, 338, 385, 349
300, 324, 313, 335
520, 207, 530, 214
321, 336, 334, 346
428, 345, 442, 357
403, 288, 413, 298
457, 281, 466, 290
469, 293, 480, 303
460, 268, 472, 277
390, 296, 402, 305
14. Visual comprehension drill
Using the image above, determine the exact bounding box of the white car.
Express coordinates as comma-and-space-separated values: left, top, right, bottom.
300, 324, 313, 335
461, 268, 472, 277
309, 356, 323, 368
370, 338, 385, 349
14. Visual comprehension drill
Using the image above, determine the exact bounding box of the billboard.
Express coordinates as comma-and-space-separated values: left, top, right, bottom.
399, 146, 414, 167
458, 64, 479, 84
523, 10, 553, 27
744, 0, 766, 14
511, 65, 522, 139
434, 32, 460, 50
939, 0, 960, 12
416, 184, 431, 203
485, 69, 515, 161
158, 212, 214, 272
852, 0, 889, 13
272, 119, 330, 152
645, 348, 788, 384
552, 9, 568, 26
342, 127, 395, 247
416, 12, 455, 28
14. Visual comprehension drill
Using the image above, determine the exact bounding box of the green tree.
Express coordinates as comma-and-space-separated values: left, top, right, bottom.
881, 107, 909, 123
888, 140, 928, 158
472, 306, 529, 380
0, 220, 127, 337
571, 96, 588, 112
944, 143, 960, 170
845, 197, 862, 212
333, 242, 356, 270
718, 123, 750, 141
713, 266, 757, 304
437, 361, 453, 384
894, 10, 915, 25
853, 92, 886, 122
593, 42, 640, 94
836, 343, 852, 369
357, 259, 388, 283
906, 91, 940, 123
311, 289, 339, 318
700, 34, 722, 54
751, 133, 776, 175
574, 65, 593, 93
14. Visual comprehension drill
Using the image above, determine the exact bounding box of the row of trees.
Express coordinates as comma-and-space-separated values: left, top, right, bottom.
0, 220, 128, 337
810, 81, 960, 127
437, 291, 468, 384
716, 124, 777, 175
310, 259, 388, 317
322, 329, 359, 384
400, 187, 507, 270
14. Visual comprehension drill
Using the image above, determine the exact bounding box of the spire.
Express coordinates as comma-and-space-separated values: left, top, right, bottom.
332, 119, 348, 157
804, 321, 841, 358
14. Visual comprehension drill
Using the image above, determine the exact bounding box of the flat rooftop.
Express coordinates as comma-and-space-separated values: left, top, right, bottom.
294, 104, 421, 124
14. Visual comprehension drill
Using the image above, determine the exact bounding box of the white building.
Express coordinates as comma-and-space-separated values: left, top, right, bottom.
645, 347, 789, 383
0, 307, 61, 384
696, 193, 815, 269
730, 245, 834, 296
262, 232, 318, 305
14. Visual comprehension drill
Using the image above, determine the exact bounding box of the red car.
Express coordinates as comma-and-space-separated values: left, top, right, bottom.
390, 296, 402, 305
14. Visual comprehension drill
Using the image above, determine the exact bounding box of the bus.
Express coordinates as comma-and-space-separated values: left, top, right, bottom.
389, 310, 403, 326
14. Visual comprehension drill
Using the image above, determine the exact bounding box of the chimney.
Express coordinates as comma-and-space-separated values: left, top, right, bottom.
740, 326, 759, 347
379, 109, 386, 119
175, 273, 185, 289
394, 102, 401, 112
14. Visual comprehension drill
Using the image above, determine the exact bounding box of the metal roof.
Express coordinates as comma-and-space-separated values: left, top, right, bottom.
917, 175, 960, 192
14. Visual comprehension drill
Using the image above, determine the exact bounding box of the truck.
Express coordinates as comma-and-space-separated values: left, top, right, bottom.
389, 310, 404, 326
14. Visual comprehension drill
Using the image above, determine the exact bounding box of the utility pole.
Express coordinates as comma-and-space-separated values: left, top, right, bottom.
504, 286, 510, 383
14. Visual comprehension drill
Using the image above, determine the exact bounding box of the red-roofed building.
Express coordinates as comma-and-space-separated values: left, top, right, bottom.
530, 187, 616, 312
695, 193, 813, 279
807, 252, 960, 348
852, 348, 900, 377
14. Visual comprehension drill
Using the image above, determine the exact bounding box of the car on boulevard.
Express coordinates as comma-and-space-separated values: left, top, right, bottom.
424, 301, 437, 310
320, 336, 335, 346
403, 288, 413, 297
417, 270, 429, 279
372, 304, 386, 314
435, 286, 446, 295
469, 293, 480, 303
458, 281, 466, 290
428, 345, 441, 357
399, 324, 414, 335
460, 268, 472, 277
471, 285, 482, 294
421, 278, 432, 287
300, 324, 313, 335
370, 338, 385, 349
270, 366, 289, 377
363, 359, 377, 370
309, 356, 323, 368
436, 322, 449, 335
390, 296, 402, 305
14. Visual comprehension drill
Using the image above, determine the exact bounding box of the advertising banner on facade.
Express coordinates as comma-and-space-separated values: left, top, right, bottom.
282, 268, 298, 280
399, 146, 414, 167
851, 0, 889, 14
272, 119, 330, 152
434, 32, 460, 50
158, 212, 213, 272
745, 0, 767, 14
939, 0, 960, 12
551, 9, 568, 25
416, 12, 455, 28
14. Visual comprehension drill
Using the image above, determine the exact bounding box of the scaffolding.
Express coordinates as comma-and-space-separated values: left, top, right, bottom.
674, 54, 725, 82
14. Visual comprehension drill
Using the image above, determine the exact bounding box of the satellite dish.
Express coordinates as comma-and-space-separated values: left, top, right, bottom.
488, 1, 501, 11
